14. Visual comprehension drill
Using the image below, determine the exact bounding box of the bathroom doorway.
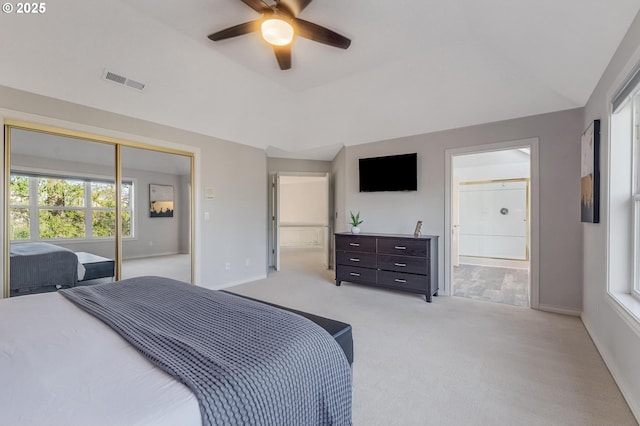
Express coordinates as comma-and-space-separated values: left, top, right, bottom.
446, 140, 539, 308
270, 173, 330, 272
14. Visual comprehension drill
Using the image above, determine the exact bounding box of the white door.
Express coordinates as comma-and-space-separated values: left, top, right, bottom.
452, 176, 460, 267
271, 173, 281, 271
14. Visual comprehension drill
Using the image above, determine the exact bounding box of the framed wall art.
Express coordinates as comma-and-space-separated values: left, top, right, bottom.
149, 184, 174, 218
580, 119, 600, 223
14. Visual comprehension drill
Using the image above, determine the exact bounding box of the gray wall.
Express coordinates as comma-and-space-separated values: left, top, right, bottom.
582, 10, 640, 418
333, 108, 584, 311
122, 169, 186, 259
330, 148, 347, 269
0, 85, 268, 289
332, 148, 347, 234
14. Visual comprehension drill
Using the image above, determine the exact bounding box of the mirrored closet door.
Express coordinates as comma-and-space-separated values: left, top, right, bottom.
4, 123, 194, 298
120, 146, 192, 283
6, 127, 116, 297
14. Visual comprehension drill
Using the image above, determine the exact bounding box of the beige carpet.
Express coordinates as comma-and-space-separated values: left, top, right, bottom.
231, 248, 636, 426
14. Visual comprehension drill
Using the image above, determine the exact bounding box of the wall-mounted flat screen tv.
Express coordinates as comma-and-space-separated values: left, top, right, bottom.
359, 153, 418, 192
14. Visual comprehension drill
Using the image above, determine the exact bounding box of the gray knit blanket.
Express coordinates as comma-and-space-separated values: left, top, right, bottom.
10, 242, 78, 292
60, 276, 352, 425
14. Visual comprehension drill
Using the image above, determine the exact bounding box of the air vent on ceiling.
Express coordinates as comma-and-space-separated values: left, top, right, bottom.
102, 69, 146, 92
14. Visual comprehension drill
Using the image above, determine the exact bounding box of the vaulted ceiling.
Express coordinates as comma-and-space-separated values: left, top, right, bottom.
1, 0, 639, 160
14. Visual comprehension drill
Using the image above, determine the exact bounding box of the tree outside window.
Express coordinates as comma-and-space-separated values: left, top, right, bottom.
9, 175, 30, 240
38, 177, 85, 239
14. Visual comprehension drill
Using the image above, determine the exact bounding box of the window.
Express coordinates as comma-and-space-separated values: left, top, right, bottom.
610, 64, 640, 301
604, 63, 640, 333
37, 177, 86, 239
633, 93, 640, 296
9, 175, 30, 240
9, 173, 133, 241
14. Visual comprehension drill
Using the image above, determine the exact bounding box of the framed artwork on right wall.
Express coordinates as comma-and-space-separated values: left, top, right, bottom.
581, 119, 600, 223
149, 184, 174, 218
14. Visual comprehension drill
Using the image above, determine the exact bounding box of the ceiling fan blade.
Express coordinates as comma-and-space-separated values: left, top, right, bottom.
294, 18, 351, 49
241, 0, 272, 14
276, 0, 312, 17
208, 20, 260, 41
273, 45, 292, 70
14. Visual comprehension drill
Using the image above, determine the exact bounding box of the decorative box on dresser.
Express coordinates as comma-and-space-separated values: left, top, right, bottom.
335, 232, 439, 302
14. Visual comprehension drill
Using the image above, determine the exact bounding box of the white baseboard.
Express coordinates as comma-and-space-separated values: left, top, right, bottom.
123, 252, 181, 260
582, 315, 640, 423
538, 304, 582, 316
198, 274, 267, 291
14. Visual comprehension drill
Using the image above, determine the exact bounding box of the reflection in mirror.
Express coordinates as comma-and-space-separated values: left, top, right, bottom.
120, 146, 192, 283
8, 128, 116, 296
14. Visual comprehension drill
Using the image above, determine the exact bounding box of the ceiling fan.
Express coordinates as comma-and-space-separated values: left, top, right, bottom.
207, 0, 351, 70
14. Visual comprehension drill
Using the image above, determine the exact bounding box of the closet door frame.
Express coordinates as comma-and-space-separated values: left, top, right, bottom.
3, 119, 196, 298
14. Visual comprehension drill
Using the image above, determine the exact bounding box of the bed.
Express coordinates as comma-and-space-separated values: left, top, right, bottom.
0, 276, 353, 425
9, 242, 85, 296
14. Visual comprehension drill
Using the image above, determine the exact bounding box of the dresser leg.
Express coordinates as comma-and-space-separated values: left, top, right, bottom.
336, 280, 342, 287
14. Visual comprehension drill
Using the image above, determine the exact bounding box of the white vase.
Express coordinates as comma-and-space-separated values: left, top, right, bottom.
351, 226, 361, 234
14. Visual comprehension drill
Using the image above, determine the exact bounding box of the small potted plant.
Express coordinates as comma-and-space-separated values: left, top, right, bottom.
350, 211, 363, 234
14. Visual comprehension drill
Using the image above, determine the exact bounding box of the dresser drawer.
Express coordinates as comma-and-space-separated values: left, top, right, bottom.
337, 265, 377, 283
378, 238, 428, 257
336, 235, 376, 253
378, 270, 428, 292
377, 254, 427, 275
336, 251, 377, 268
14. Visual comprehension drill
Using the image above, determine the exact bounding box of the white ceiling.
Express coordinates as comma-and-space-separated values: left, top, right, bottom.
1, 0, 638, 160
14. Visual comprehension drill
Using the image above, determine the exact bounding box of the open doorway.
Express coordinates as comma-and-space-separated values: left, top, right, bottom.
270, 173, 330, 272
446, 140, 538, 308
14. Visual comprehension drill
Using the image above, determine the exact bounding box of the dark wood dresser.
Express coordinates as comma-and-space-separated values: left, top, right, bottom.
335, 232, 439, 302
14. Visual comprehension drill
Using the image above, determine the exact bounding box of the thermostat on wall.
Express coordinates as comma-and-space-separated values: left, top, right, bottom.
205, 186, 215, 200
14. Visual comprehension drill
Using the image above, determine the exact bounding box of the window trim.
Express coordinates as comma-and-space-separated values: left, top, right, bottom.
9, 170, 135, 242
607, 54, 640, 338
633, 94, 640, 298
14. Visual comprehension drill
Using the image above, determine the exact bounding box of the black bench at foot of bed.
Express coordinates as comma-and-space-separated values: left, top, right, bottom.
223, 291, 353, 365
76, 252, 115, 282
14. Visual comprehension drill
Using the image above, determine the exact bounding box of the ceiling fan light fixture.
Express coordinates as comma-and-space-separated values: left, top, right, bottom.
207, 0, 351, 70
261, 18, 294, 46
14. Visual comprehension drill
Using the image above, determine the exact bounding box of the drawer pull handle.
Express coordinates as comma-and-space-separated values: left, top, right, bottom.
349, 243, 360, 247
394, 263, 407, 267
350, 272, 361, 277
394, 246, 407, 250
394, 279, 407, 283
350, 258, 360, 262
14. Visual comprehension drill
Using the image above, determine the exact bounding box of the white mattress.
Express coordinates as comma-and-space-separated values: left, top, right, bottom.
0, 291, 201, 426
77, 260, 86, 281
